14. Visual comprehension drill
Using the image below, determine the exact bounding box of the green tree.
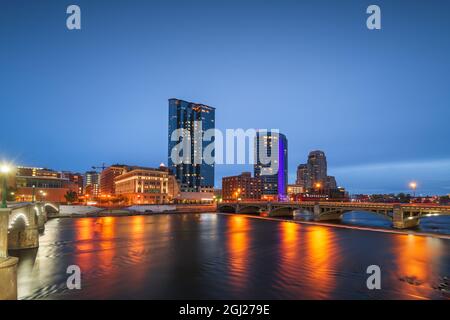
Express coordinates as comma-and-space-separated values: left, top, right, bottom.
64, 190, 78, 204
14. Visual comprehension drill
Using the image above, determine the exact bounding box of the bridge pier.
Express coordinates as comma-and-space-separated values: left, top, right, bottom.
312, 204, 343, 221
0, 209, 18, 300
393, 206, 419, 229
314, 203, 321, 217
314, 211, 343, 221
8, 226, 39, 250
37, 205, 47, 233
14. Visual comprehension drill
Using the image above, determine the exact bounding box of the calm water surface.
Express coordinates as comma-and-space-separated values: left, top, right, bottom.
12, 213, 450, 300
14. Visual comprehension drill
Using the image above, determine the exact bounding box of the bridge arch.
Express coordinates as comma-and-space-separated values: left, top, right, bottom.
314, 208, 393, 222
238, 205, 263, 214
340, 209, 393, 220
296, 207, 314, 215
270, 206, 297, 217
217, 205, 236, 213
420, 212, 450, 218
44, 203, 59, 214
8, 212, 30, 230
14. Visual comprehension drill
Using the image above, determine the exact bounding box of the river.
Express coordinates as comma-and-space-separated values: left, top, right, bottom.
11, 213, 450, 300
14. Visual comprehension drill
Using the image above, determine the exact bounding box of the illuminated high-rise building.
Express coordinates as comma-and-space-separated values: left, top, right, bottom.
84, 171, 100, 197
254, 131, 288, 200
168, 98, 215, 192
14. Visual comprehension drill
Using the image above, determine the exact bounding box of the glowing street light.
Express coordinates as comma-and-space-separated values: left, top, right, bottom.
315, 182, 322, 195
39, 191, 47, 201
409, 181, 417, 197
0, 165, 11, 174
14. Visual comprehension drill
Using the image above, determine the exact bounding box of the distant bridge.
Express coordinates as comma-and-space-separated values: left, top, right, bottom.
217, 201, 450, 229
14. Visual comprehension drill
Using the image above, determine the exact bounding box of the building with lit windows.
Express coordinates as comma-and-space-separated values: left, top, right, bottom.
14, 166, 78, 202
61, 171, 84, 195
84, 171, 100, 197
100, 164, 130, 196
114, 166, 179, 204
16, 166, 60, 179
254, 131, 288, 200
295, 164, 309, 188
326, 176, 337, 190
287, 184, 305, 197
168, 98, 215, 192
307, 150, 328, 188
296, 150, 339, 193
222, 172, 262, 201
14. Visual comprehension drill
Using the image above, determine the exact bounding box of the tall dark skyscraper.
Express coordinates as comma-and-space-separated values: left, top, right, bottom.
307, 150, 327, 186
296, 164, 309, 188
254, 131, 288, 200
296, 150, 337, 191
168, 98, 215, 192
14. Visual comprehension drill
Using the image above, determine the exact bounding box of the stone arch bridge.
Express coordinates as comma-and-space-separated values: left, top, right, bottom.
0, 202, 59, 299
217, 201, 450, 229
1, 202, 60, 250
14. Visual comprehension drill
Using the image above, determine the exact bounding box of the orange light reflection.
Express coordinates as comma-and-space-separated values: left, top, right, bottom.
227, 216, 250, 292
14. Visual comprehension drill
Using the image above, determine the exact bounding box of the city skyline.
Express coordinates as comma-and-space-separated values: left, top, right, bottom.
1, 0, 450, 304
1, 0, 450, 194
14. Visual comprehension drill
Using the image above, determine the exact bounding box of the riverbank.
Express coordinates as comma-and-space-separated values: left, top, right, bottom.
215, 212, 450, 240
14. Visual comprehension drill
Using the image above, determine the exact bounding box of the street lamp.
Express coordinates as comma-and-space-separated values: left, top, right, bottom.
409, 182, 417, 197
315, 182, 322, 195
39, 190, 47, 202
0, 164, 12, 208
32, 185, 36, 203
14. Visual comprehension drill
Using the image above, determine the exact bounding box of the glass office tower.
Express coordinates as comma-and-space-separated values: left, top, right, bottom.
168, 98, 215, 192
254, 131, 288, 200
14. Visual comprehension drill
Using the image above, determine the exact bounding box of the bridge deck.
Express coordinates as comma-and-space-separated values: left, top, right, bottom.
221, 201, 450, 210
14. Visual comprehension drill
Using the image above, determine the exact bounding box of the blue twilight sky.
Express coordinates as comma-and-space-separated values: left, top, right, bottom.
1, 0, 449, 195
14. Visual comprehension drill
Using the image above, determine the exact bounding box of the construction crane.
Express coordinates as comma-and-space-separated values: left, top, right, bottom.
92, 163, 107, 172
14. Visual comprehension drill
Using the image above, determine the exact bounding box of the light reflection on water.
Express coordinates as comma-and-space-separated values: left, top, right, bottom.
227, 216, 250, 294
341, 211, 450, 235
11, 213, 450, 300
